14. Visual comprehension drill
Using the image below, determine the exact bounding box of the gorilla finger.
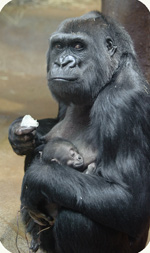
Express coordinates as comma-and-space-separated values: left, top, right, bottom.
15, 126, 37, 135
30, 239, 40, 252
12, 140, 35, 149
12, 142, 35, 155
12, 133, 35, 143
23, 133, 36, 142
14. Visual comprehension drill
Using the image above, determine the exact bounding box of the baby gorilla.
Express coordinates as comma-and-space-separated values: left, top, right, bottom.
41, 137, 96, 174
28, 137, 96, 251
30, 138, 96, 226
42, 137, 84, 171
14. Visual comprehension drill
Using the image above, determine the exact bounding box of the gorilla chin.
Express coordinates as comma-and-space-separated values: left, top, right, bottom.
48, 79, 93, 105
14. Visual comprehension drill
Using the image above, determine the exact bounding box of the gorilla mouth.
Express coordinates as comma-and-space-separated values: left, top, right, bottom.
74, 162, 83, 168
50, 77, 77, 82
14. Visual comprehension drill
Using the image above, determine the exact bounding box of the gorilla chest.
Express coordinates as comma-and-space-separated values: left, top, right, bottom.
47, 108, 97, 165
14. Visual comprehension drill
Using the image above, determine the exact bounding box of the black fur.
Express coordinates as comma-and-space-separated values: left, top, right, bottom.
9, 11, 150, 252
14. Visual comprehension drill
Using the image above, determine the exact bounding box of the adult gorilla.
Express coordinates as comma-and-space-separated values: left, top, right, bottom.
9, 11, 150, 253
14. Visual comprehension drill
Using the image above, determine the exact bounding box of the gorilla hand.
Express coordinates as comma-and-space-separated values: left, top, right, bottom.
8, 117, 37, 155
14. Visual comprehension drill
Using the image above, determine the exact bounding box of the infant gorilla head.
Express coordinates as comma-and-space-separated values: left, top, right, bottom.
42, 137, 84, 170
42, 137, 96, 174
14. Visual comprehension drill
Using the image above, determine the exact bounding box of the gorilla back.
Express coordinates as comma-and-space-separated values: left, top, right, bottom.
20, 11, 150, 253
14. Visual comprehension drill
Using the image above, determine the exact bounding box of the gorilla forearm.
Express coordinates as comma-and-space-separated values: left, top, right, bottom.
8, 102, 67, 156
21, 159, 148, 238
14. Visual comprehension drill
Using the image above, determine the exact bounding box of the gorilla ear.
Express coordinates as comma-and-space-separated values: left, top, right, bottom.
46, 48, 50, 73
106, 37, 117, 57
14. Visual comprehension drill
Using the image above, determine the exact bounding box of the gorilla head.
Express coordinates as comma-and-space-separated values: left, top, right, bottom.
47, 11, 135, 105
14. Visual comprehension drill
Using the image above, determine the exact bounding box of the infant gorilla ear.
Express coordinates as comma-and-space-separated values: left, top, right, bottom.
42, 137, 84, 171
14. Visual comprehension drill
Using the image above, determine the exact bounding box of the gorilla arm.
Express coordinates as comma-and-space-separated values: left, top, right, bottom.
21, 150, 150, 239
8, 103, 66, 156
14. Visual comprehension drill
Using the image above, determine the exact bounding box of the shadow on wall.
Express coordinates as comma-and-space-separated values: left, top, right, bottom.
102, 0, 150, 82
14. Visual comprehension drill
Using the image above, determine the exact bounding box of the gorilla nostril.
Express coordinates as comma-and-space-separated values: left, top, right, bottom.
78, 155, 82, 160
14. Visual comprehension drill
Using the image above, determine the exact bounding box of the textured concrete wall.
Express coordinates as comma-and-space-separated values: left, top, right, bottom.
11, 0, 101, 9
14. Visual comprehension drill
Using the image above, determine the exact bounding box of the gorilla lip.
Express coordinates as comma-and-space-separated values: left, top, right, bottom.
50, 77, 77, 82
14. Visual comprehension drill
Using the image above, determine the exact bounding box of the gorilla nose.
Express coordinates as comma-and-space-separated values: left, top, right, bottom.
58, 55, 76, 68
77, 155, 83, 161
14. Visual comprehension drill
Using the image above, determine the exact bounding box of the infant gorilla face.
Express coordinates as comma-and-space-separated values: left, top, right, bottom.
65, 146, 83, 168
42, 138, 84, 170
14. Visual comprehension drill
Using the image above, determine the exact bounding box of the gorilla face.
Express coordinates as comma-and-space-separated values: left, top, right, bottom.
46, 12, 130, 105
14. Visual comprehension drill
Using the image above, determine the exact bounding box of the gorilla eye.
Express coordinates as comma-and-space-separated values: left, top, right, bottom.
73, 42, 84, 50
54, 43, 63, 49
70, 149, 75, 158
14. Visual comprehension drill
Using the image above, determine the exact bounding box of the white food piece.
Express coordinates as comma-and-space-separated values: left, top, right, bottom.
0, 242, 11, 252
20, 115, 39, 128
